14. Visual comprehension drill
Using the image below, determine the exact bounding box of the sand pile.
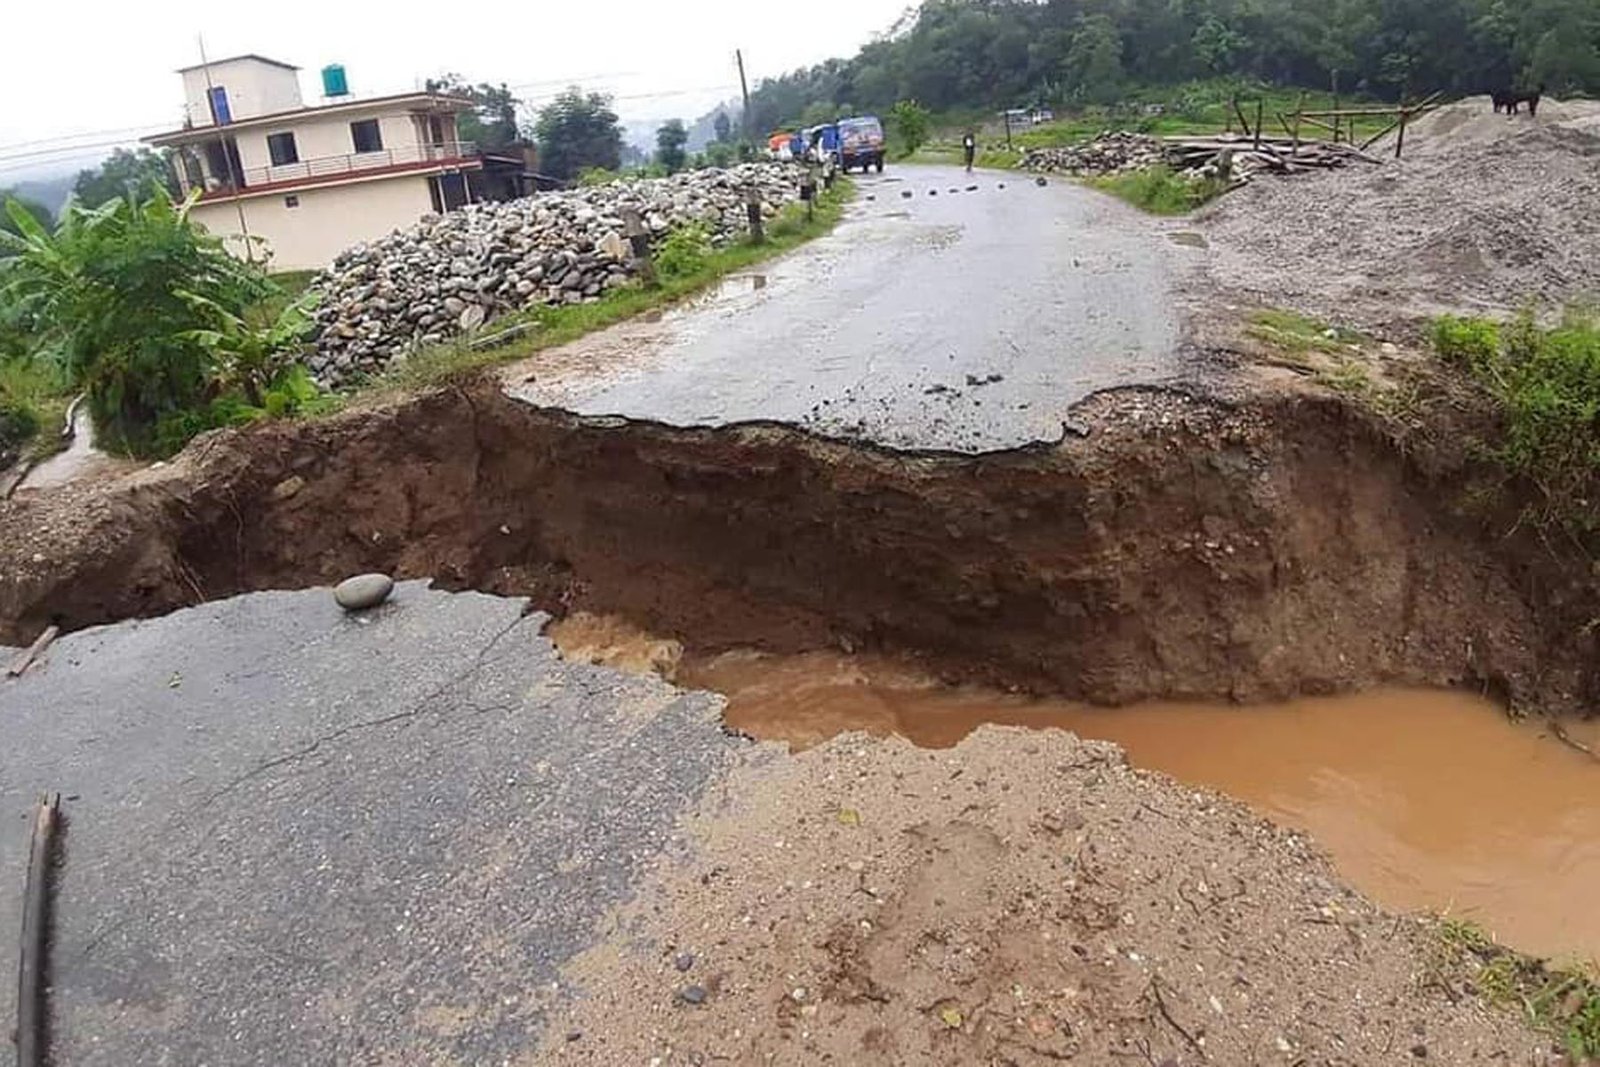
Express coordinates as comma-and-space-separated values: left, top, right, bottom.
1203, 96, 1600, 329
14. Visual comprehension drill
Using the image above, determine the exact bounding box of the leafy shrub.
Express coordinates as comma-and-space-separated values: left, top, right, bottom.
1436, 310, 1600, 539
654, 223, 713, 282
0, 396, 38, 466
1432, 315, 1501, 369
0, 193, 279, 455
577, 167, 620, 187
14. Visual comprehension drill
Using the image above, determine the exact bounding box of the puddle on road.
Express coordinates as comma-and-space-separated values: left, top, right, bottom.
669, 647, 1600, 964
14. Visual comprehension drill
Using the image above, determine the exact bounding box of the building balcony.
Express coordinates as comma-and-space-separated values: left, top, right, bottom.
193, 140, 480, 201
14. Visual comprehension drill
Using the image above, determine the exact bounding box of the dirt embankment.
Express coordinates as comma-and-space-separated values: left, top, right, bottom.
0, 376, 1592, 714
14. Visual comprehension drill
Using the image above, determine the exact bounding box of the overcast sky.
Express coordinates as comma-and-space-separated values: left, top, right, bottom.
2, 0, 911, 180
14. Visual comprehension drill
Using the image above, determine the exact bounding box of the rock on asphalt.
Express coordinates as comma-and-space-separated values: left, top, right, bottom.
0, 583, 740, 1065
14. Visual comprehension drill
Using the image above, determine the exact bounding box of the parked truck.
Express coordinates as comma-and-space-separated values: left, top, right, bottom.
836, 115, 886, 173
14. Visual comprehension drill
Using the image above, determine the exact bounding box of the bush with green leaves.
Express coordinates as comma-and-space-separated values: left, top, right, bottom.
1434, 310, 1600, 540
0, 193, 315, 456
654, 223, 713, 282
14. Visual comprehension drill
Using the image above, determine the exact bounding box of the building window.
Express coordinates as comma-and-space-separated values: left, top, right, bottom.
284, 195, 300, 208
350, 119, 383, 153
267, 132, 299, 166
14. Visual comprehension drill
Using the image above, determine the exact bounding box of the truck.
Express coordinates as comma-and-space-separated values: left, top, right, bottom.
835, 115, 886, 173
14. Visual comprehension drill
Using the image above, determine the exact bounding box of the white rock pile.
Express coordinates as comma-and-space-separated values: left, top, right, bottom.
1020, 132, 1170, 175
307, 163, 804, 386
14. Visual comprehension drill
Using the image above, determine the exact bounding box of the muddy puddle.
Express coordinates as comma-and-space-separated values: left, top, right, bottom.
549, 616, 1600, 962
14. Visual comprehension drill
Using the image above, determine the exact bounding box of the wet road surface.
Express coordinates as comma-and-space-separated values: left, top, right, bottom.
0, 585, 739, 1064
506, 164, 1183, 452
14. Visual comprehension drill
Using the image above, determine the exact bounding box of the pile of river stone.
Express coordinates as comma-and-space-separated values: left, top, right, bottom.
1020, 131, 1170, 175
306, 163, 804, 387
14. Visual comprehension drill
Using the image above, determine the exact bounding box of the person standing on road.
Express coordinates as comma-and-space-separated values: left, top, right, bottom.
962, 130, 977, 173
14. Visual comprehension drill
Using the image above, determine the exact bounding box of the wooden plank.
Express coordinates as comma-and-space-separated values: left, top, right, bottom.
16, 792, 61, 1067
7, 625, 59, 679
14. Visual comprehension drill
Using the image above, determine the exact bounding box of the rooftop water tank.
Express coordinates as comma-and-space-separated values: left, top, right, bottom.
321, 64, 349, 98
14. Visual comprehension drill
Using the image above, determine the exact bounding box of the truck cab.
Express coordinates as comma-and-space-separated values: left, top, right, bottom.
836, 115, 886, 173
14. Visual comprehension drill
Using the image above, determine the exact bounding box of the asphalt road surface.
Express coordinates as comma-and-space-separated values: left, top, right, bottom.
506, 164, 1185, 452
0, 585, 742, 1065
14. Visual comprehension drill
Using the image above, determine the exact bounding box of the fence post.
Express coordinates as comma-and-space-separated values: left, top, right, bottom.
1395, 104, 1409, 159
745, 185, 765, 244
1254, 99, 1264, 150
1293, 91, 1304, 153
620, 208, 655, 286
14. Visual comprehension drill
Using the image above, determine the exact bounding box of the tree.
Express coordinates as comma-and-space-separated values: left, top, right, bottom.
73, 148, 176, 208
713, 111, 734, 144
656, 119, 690, 173
703, 141, 737, 168
890, 99, 931, 155
1064, 15, 1126, 104
0, 193, 284, 454
425, 73, 523, 152
534, 89, 623, 181
0, 195, 51, 239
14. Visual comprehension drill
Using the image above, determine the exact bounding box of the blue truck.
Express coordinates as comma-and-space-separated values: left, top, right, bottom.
836, 115, 886, 173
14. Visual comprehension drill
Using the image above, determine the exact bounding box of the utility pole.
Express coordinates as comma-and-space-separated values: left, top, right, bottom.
736, 49, 753, 152
197, 34, 254, 261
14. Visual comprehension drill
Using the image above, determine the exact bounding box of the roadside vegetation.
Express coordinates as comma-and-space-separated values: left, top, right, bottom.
1090, 165, 1228, 215
1433, 309, 1600, 544
1428, 916, 1600, 1060
0, 194, 323, 460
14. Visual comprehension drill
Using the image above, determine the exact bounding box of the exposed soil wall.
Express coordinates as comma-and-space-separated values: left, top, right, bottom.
0, 379, 1591, 711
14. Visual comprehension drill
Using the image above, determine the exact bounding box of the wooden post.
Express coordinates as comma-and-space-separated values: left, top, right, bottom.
745, 186, 765, 244
1226, 94, 1234, 134
16, 792, 61, 1067
1395, 104, 1409, 159
1293, 91, 1304, 153
800, 168, 817, 223
1332, 73, 1341, 143
620, 208, 655, 286
1232, 96, 1252, 138
1253, 99, 1264, 150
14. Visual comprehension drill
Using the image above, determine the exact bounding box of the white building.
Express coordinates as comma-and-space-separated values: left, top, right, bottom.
144, 55, 487, 271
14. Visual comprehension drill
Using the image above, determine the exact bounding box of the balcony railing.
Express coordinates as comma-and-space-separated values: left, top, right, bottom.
203, 140, 479, 196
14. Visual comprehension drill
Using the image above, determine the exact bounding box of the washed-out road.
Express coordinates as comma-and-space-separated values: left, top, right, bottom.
507, 163, 1189, 452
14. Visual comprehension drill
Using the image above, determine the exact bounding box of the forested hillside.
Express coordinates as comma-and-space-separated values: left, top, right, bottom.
745, 0, 1599, 130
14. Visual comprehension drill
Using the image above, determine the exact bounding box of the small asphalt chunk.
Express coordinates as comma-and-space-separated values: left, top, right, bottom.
966, 185, 979, 192
901, 190, 913, 199
928, 189, 938, 196
566, 1031, 583, 1043
1035, 176, 1048, 186
679, 984, 708, 1005
674, 952, 695, 972
333, 573, 396, 612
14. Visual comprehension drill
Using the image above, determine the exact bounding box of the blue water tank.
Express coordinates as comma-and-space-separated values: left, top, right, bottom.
321, 64, 349, 98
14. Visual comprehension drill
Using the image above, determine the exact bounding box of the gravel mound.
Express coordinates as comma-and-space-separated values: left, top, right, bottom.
1203, 97, 1600, 327
308, 163, 803, 386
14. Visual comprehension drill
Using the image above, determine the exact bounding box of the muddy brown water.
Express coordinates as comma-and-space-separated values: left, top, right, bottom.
631, 642, 1600, 964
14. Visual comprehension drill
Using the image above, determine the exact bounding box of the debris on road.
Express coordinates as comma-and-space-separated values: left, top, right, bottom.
334, 573, 396, 611
6, 624, 58, 678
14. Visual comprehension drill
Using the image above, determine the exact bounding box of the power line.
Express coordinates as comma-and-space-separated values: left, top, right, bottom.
0, 122, 172, 154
